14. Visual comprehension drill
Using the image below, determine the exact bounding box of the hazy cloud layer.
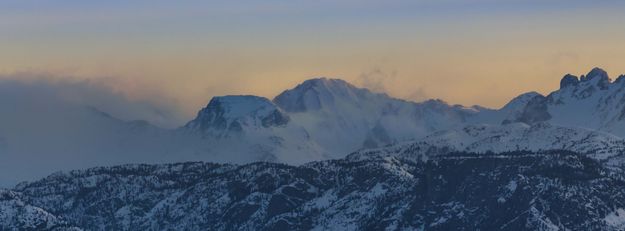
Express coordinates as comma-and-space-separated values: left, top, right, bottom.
357, 68, 397, 93
0, 74, 187, 128
0, 75, 201, 187
406, 87, 429, 102
356, 68, 429, 102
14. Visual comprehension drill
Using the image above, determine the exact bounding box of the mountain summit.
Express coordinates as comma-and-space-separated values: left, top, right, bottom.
582, 67, 610, 83
184, 95, 289, 136
273, 77, 383, 113
560, 74, 579, 89
273, 77, 478, 154
509, 68, 625, 136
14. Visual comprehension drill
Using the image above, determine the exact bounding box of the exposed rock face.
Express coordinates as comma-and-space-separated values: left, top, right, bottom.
560, 74, 579, 89
184, 95, 290, 136
583, 67, 611, 88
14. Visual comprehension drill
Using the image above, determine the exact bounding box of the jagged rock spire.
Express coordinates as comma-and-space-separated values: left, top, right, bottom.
560, 74, 579, 89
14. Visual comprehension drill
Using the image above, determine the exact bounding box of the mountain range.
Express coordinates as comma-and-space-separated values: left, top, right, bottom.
179, 67, 625, 161
3, 147, 625, 230
3, 68, 625, 186
4, 68, 625, 230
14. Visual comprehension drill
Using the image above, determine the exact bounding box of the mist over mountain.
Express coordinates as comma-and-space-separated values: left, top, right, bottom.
3, 68, 625, 187
5, 68, 625, 230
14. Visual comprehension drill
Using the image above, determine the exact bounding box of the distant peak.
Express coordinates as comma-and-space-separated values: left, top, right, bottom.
560, 74, 579, 89
274, 77, 371, 112
422, 99, 450, 106
203, 95, 277, 119
210, 95, 271, 105
580, 67, 610, 82
616, 75, 625, 84
501, 91, 542, 111
185, 95, 288, 132
511, 91, 542, 102
585, 67, 608, 79
299, 77, 354, 89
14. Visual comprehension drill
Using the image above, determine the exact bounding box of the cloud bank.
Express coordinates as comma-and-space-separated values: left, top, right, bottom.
0, 75, 194, 187
0, 74, 187, 128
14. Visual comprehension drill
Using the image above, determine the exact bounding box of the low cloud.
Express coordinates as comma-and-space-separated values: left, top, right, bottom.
406, 87, 429, 102
0, 74, 196, 186
548, 51, 580, 66
356, 68, 429, 103
0, 74, 186, 128
356, 68, 397, 93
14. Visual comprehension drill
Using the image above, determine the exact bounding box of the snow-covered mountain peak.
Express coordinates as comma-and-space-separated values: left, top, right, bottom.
206, 95, 277, 118
302, 77, 352, 89
184, 95, 289, 134
525, 68, 625, 134
556, 68, 611, 92
293, 77, 360, 94
273, 77, 386, 113
550, 68, 621, 102
560, 67, 611, 92
581, 67, 610, 83
421, 98, 451, 107
500, 91, 542, 111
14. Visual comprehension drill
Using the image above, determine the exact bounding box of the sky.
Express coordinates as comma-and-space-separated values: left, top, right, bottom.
2, 0, 625, 127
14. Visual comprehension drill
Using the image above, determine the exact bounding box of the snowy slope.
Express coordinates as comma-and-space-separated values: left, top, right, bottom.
6, 151, 625, 230
0, 189, 81, 231
184, 95, 290, 136
349, 122, 625, 165
509, 68, 625, 137
273, 78, 477, 155
180, 95, 329, 164
472, 91, 543, 125
421, 122, 625, 160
